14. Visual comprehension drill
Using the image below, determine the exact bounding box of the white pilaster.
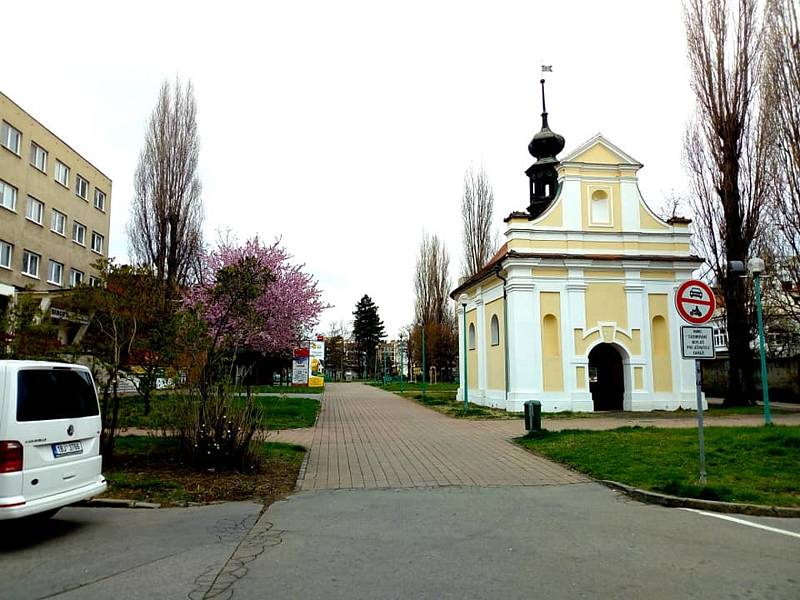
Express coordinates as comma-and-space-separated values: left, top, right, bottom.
456, 301, 466, 402
561, 177, 583, 230
505, 263, 537, 410
620, 179, 641, 231
624, 276, 644, 343
475, 295, 487, 401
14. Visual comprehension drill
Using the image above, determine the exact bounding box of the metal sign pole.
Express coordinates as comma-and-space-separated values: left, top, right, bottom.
694, 359, 707, 485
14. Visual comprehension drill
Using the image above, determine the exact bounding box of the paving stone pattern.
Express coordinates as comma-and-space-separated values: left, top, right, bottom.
300, 383, 586, 490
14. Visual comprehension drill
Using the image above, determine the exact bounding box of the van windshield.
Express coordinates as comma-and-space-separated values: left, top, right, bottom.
16, 369, 99, 422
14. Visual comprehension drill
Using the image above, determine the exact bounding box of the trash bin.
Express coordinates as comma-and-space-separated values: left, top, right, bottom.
524, 400, 542, 432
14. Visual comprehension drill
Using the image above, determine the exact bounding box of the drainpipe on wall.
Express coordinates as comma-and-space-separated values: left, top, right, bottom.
495, 266, 510, 405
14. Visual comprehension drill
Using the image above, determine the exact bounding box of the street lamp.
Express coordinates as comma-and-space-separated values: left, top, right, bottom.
420, 320, 427, 400
399, 333, 406, 393
459, 293, 469, 415
729, 258, 772, 425
748, 258, 772, 425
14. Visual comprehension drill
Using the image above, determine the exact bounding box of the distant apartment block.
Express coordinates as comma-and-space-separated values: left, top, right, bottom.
0, 91, 111, 297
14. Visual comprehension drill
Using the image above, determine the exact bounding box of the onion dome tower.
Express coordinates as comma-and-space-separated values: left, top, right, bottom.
526, 78, 565, 219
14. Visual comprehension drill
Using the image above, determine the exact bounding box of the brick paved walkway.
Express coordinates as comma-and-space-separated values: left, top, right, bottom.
299, 383, 586, 490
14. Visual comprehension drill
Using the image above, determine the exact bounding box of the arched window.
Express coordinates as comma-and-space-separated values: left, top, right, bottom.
590, 189, 610, 224
468, 323, 476, 350
490, 315, 500, 346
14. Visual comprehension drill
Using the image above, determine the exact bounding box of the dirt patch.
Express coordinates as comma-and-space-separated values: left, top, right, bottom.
102, 438, 305, 508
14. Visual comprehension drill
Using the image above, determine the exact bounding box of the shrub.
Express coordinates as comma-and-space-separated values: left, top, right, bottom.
168, 387, 264, 471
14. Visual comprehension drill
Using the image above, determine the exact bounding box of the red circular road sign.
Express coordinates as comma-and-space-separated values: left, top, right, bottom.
675, 279, 716, 324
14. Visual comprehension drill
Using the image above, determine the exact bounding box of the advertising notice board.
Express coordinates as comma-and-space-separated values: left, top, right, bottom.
308, 337, 325, 388
292, 347, 309, 386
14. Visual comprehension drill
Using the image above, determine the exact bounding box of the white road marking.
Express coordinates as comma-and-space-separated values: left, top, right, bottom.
680, 508, 800, 539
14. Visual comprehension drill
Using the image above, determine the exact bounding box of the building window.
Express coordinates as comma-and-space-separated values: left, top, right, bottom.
70, 268, 84, 287
490, 314, 500, 346
713, 327, 728, 348
55, 160, 70, 187
21, 250, 40, 278
47, 260, 63, 286
91, 231, 104, 254
26, 196, 44, 225
590, 189, 611, 225
1, 121, 21, 154
51, 209, 67, 236
468, 323, 476, 350
89, 275, 101, 287
73, 221, 86, 246
30, 142, 47, 172
0, 240, 12, 269
75, 174, 89, 200
94, 188, 106, 211
0, 179, 17, 211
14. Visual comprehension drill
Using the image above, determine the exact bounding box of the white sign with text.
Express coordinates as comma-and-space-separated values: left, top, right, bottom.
680, 326, 715, 359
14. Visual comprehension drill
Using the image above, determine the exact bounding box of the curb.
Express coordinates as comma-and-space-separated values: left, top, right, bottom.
75, 498, 161, 509
294, 450, 311, 492
601, 480, 800, 518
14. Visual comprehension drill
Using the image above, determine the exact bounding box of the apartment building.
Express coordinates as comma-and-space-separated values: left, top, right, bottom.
0, 91, 111, 298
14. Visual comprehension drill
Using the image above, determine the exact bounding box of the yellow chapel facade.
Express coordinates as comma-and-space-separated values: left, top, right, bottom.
452, 133, 704, 412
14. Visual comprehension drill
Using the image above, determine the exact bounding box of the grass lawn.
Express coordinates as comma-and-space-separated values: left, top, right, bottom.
543, 406, 793, 420
378, 384, 521, 420
117, 393, 320, 430
254, 395, 320, 429
517, 426, 800, 507
369, 382, 458, 393
247, 384, 323, 394
102, 436, 306, 506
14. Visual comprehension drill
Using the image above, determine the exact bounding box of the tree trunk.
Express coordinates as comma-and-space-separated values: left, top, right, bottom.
721, 150, 756, 407
724, 278, 756, 406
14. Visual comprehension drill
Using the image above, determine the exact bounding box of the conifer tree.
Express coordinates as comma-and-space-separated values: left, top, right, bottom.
352, 295, 386, 377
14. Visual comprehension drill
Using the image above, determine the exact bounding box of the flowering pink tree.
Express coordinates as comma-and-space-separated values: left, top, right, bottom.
185, 237, 327, 376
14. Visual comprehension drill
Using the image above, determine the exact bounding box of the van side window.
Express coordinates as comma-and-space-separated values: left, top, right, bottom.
16, 369, 99, 422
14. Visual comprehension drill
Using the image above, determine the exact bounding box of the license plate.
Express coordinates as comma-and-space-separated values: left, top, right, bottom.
53, 441, 83, 457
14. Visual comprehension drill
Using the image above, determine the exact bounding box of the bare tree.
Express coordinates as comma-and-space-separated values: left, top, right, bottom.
684, 0, 771, 405
413, 232, 457, 380
129, 79, 204, 289
764, 0, 800, 323
461, 166, 498, 278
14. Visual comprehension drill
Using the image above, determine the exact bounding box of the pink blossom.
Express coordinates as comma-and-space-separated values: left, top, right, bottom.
185, 237, 328, 353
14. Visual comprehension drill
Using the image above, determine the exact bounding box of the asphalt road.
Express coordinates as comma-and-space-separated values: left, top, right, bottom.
1, 484, 798, 599
0, 502, 264, 600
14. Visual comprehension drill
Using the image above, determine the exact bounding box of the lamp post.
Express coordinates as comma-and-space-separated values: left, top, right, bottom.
748, 258, 772, 425
420, 322, 427, 399
399, 333, 406, 393
459, 293, 469, 415
729, 259, 772, 425
382, 344, 388, 387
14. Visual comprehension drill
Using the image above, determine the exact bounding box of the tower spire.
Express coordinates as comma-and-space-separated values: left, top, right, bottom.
540, 78, 549, 128
525, 76, 565, 219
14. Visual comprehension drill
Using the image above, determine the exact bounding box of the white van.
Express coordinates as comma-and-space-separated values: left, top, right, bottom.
0, 361, 106, 520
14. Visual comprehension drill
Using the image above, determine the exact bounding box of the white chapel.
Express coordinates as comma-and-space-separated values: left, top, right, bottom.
452, 83, 704, 412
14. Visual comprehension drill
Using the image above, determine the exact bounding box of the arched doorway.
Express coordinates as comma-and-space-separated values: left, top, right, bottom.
588, 344, 625, 411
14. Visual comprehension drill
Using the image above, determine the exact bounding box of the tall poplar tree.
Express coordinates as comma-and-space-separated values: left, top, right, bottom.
128, 78, 204, 289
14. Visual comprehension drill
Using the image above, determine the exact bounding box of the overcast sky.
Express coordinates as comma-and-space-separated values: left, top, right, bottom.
2, 1, 694, 339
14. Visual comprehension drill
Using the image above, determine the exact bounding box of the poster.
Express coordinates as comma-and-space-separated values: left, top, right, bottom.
309, 337, 325, 387
292, 347, 309, 386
